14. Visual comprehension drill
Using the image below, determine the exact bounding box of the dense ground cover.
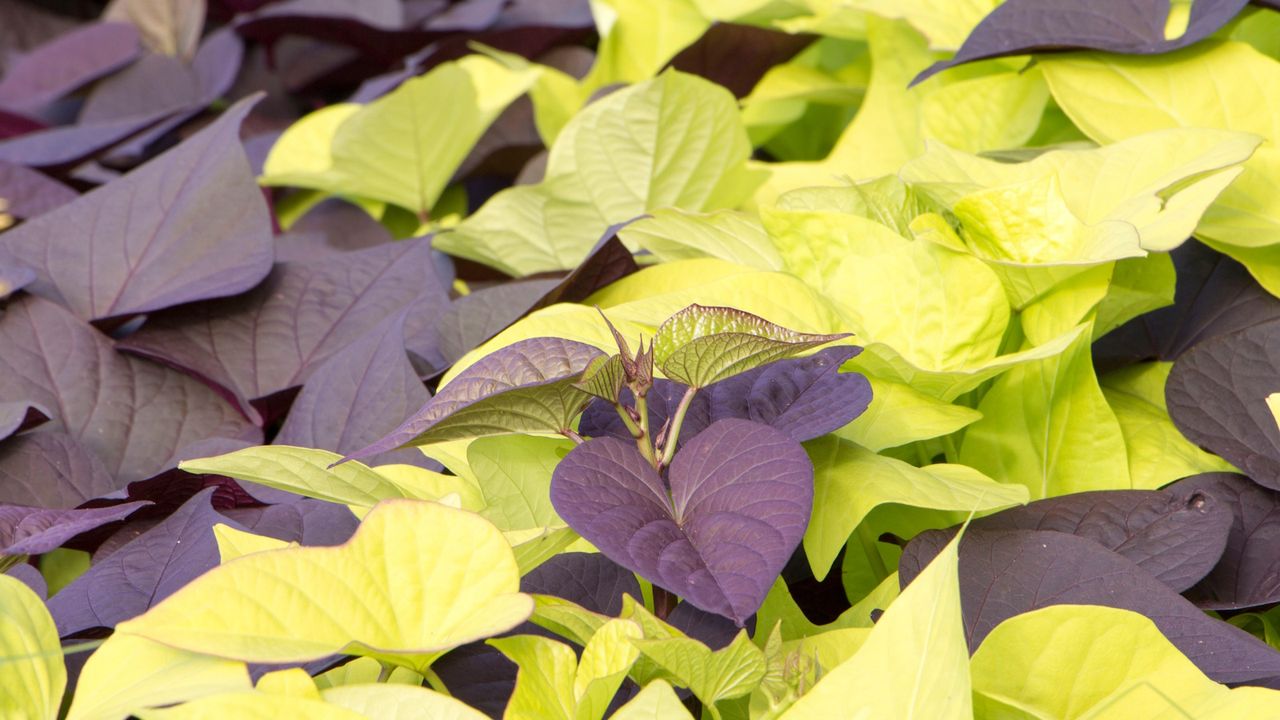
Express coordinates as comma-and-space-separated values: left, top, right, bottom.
4, 0, 1280, 717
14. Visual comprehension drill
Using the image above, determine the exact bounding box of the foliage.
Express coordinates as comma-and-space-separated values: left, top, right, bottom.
4, 0, 1280, 718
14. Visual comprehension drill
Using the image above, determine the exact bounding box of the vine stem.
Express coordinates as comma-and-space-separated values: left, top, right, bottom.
560, 428, 585, 445
422, 666, 451, 696
658, 386, 698, 469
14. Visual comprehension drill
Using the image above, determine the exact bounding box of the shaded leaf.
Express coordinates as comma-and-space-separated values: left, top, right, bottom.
0, 296, 259, 483
0, 433, 118, 508
520, 552, 641, 617
0, 160, 77, 220
1175, 473, 1280, 610
0, 401, 48, 441
551, 419, 812, 624
0, 502, 150, 557
900, 527, 1280, 684
0, 22, 140, 113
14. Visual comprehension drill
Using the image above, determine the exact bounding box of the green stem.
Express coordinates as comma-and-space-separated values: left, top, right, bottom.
658, 386, 699, 469
941, 434, 959, 463
422, 666, 451, 696
856, 521, 889, 581
560, 428, 585, 445
376, 662, 393, 683
631, 394, 660, 469
0, 554, 24, 574
613, 402, 643, 439
704, 699, 724, 720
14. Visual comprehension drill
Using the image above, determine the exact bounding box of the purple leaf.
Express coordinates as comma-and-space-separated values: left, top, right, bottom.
936, 488, 1233, 592
0, 108, 45, 140
0, 401, 49, 441
0, 160, 77, 219
667, 601, 747, 651
0, 501, 150, 556
274, 199, 394, 262
527, 232, 640, 313
344, 337, 604, 460
551, 419, 813, 625
275, 312, 432, 467
0, 295, 260, 483
915, 0, 1251, 84
1166, 319, 1280, 491
5, 563, 46, 598
433, 279, 559, 366
119, 238, 443, 419
0, 96, 273, 321
47, 489, 232, 636
0, 432, 118, 508
1095, 242, 1280, 372
432, 643, 517, 718
220, 499, 358, 547
1174, 473, 1280, 610
668, 23, 814, 98
579, 347, 869, 444
0, 22, 140, 113
520, 552, 641, 616
0, 108, 174, 168
899, 528, 1280, 685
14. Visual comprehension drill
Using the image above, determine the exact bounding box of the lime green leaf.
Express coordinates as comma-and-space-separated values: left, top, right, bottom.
66, 634, 250, 720
1270, 393, 1280, 432
39, 548, 89, 597
1019, 264, 1114, 346
609, 680, 693, 720
761, 207, 912, 290
803, 436, 1027, 580
312, 657, 421, 689
432, 176, 608, 277
789, 0, 997, 50
633, 630, 766, 707
118, 500, 533, 672
486, 635, 577, 720
1102, 363, 1236, 489
835, 376, 983, 451
372, 464, 485, 512
213, 524, 293, 563
972, 605, 1280, 720
574, 620, 644, 720
902, 127, 1259, 253
618, 209, 783, 270
652, 304, 849, 388
574, 354, 626, 402
586, 259, 755, 309
529, 595, 614, 649
1093, 253, 1177, 339
259, 104, 361, 191
584, 0, 709, 89
773, 175, 940, 238
255, 668, 319, 698
547, 71, 757, 221
469, 435, 573, 531
322, 684, 489, 720
506, 526, 580, 575
780, 533, 969, 719
134, 693, 360, 720
959, 323, 1131, 498
179, 446, 443, 507
0, 574, 65, 720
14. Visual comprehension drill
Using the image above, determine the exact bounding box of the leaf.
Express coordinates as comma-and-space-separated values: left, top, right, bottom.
899, 528, 1280, 684
1174, 473, 1280, 610
959, 323, 1132, 498
609, 680, 692, 720
972, 605, 1280, 720
0, 96, 273, 321
803, 436, 1027, 580
468, 435, 573, 531
104, 0, 205, 59
652, 304, 849, 388
119, 238, 445, 418
133, 692, 361, 719
344, 338, 603, 459
0, 161, 76, 221
551, 419, 812, 624
618, 208, 784, 270
274, 312, 431, 467
1101, 362, 1237, 488
1167, 320, 1280, 491
65, 633, 251, 720
948, 485, 1234, 593
0, 296, 258, 483
780, 533, 970, 719
0, 401, 47, 441
0, 432, 116, 508
583, 0, 708, 88
901, 127, 1258, 254
179, 446, 449, 509
321, 684, 489, 720
1040, 41, 1280, 291
916, 0, 1252, 83
0, 573, 63, 720
0, 501, 150, 556
117, 500, 533, 672
521, 552, 641, 617
633, 630, 766, 707
547, 70, 758, 222
47, 489, 229, 636
0, 22, 139, 113
835, 376, 982, 451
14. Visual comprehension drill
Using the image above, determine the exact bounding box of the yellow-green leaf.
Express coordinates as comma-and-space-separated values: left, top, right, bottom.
0, 574, 65, 720
609, 680, 692, 720
618, 208, 783, 270
633, 630, 766, 709
213, 524, 293, 563
321, 684, 488, 720
118, 500, 533, 672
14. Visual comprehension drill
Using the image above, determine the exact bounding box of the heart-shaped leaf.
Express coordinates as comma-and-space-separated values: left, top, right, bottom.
117, 500, 534, 672
0, 296, 259, 483
344, 338, 604, 460
0, 96, 273, 321
0, 22, 139, 113
652, 304, 850, 388
0, 432, 117, 508
1173, 473, 1280, 610
550, 418, 813, 624
633, 630, 766, 708
0, 501, 150, 556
